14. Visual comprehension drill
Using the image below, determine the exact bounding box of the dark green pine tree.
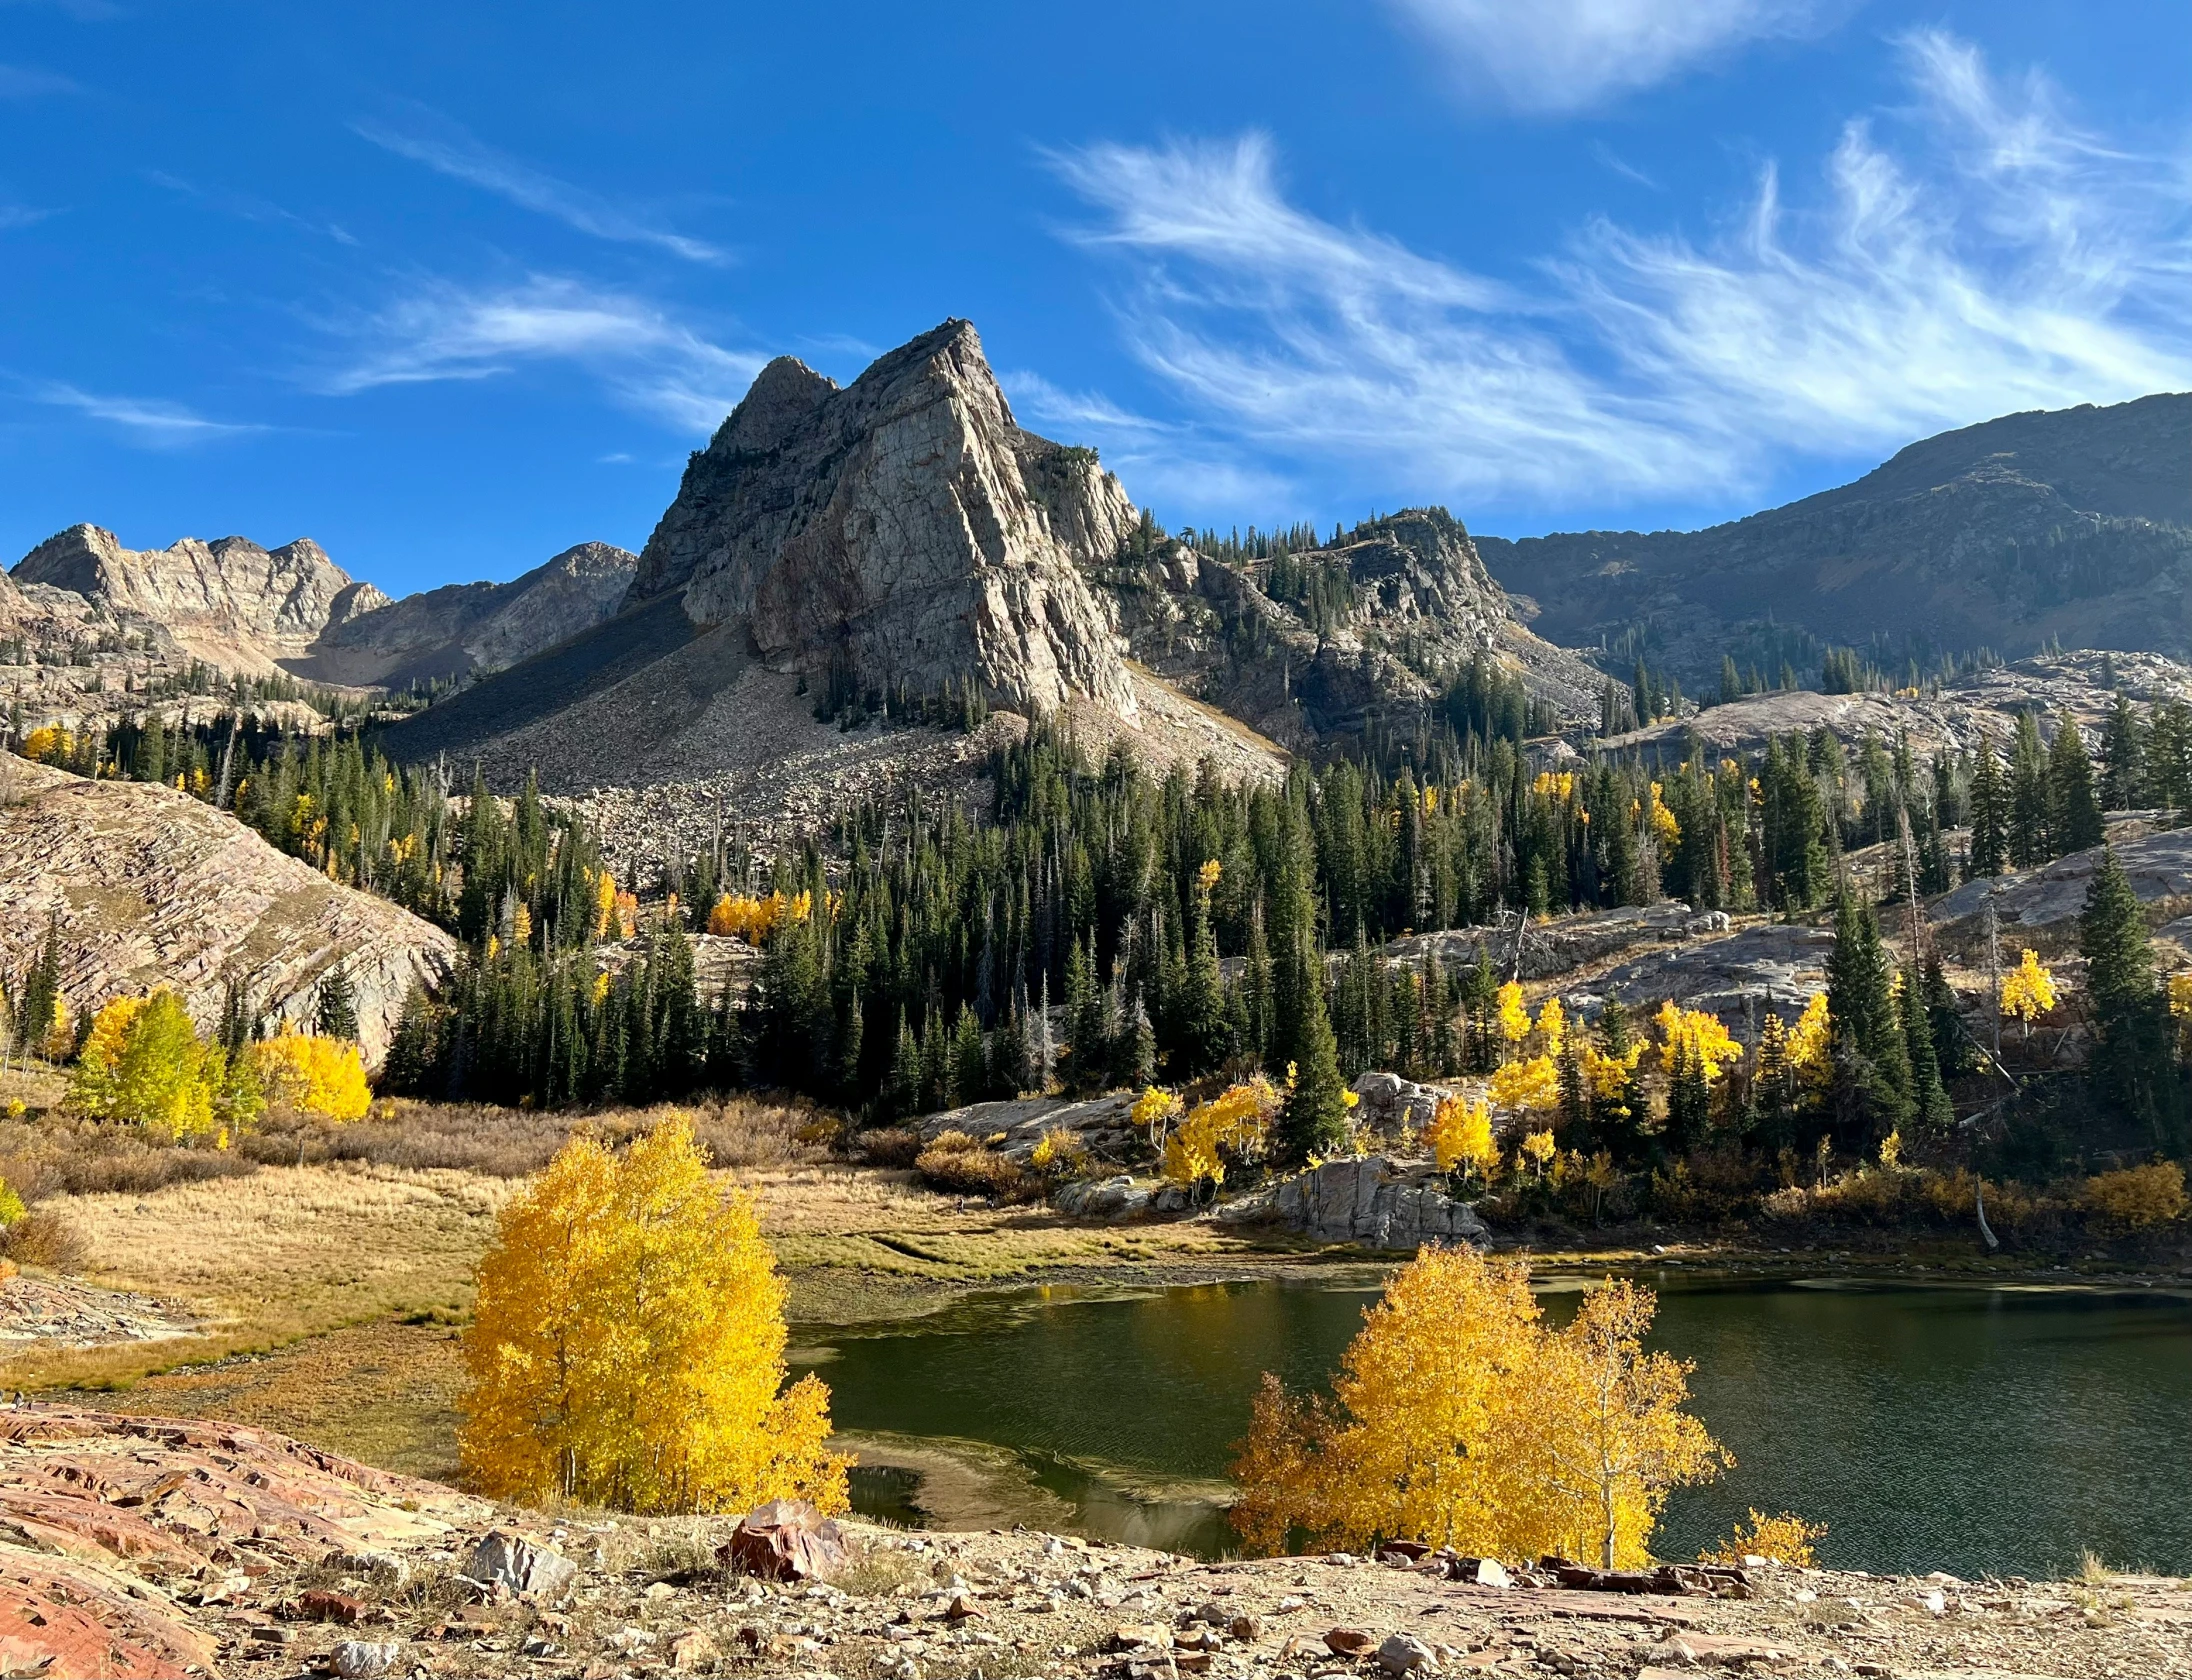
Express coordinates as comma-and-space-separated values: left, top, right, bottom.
1063, 935, 1104, 1095
2008, 710, 2050, 866
382, 982, 437, 1095
315, 961, 359, 1040
1665, 1043, 1712, 1157
1825, 890, 1913, 1145
918, 1003, 951, 1113
1900, 964, 1953, 1140
1240, 907, 1274, 1068
1119, 988, 1157, 1091
886, 1008, 921, 1120
835, 991, 864, 1106
2047, 713, 2106, 856
1922, 957, 1975, 1079
1967, 742, 2008, 878
1175, 870, 1230, 1078
1271, 836, 1349, 1163
991, 993, 1033, 1099
15, 915, 62, 1058
2079, 846, 2187, 1151
951, 1006, 987, 1110
2099, 690, 2144, 813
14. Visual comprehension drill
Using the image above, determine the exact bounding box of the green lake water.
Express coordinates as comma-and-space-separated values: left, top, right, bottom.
792, 1274, 2192, 1579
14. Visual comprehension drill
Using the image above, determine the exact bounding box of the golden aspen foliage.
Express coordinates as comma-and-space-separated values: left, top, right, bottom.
1488, 1054, 1560, 1114
2080, 1161, 2186, 1229
1578, 1040, 1643, 1102
1131, 1085, 1183, 1146
1703, 1509, 1826, 1568
1424, 1094, 1498, 1177
1496, 981, 1532, 1046
1653, 1001, 1741, 1082
707, 890, 813, 944
591, 870, 620, 939
67, 992, 224, 1140
20, 726, 73, 764
1231, 1249, 1724, 1566
1536, 997, 1567, 1057
1998, 950, 2058, 1037
253, 1028, 372, 1123
1782, 994, 1832, 1088
1160, 1076, 1280, 1187
1520, 1129, 1557, 1175
461, 1118, 848, 1515
1231, 1248, 1545, 1558
1534, 1278, 1729, 1567
1197, 858, 1223, 892
1878, 1128, 1903, 1168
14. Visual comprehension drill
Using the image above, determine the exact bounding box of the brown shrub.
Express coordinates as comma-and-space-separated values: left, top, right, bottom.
914, 1132, 1031, 1202
6, 1211, 89, 1272
858, 1128, 924, 1168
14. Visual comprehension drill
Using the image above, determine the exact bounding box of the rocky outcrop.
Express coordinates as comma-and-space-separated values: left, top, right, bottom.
8, 527, 637, 703
1223, 1153, 1488, 1249
1481, 391, 2192, 678
636, 319, 1140, 718
1602, 650, 2192, 762
0, 1407, 474, 1679
0, 754, 458, 1062
1098, 508, 1598, 746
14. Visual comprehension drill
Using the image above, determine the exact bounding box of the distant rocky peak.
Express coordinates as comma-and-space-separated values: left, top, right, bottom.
638, 317, 1140, 720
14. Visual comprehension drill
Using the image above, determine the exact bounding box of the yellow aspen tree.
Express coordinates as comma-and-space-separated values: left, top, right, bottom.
253, 1028, 372, 1123
1998, 950, 2058, 1041
1536, 1279, 1729, 1568
461, 1118, 847, 1515
1231, 1247, 1545, 1557
1496, 982, 1533, 1050
1425, 1095, 1498, 1177
1489, 1054, 1560, 1114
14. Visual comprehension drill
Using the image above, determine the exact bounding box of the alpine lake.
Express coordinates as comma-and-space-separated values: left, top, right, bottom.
791, 1270, 2192, 1580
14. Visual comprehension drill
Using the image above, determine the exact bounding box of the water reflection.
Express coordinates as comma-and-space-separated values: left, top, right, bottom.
795, 1276, 2192, 1577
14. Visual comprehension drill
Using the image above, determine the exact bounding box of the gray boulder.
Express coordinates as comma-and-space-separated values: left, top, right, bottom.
461, 1531, 578, 1602
1229, 1155, 1487, 1249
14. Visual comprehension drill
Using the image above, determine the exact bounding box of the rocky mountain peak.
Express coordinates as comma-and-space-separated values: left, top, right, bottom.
14, 524, 366, 657
637, 317, 1140, 719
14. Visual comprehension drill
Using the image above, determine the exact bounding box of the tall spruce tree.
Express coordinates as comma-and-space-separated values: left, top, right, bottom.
2008, 711, 2051, 866
1825, 890, 1913, 1144
315, 962, 359, 1040
2079, 846, 2186, 1151
2047, 713, 2106, 855
1968, 742, 2008, 878
2099, 691, 2143, 812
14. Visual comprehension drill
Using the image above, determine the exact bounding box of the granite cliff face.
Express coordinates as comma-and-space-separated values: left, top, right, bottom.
0, 753, 458, 1063
1479, 391, 2192, 679
636, 319, 1139, 718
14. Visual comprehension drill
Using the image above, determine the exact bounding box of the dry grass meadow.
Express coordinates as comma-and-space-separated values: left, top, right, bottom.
0, 1094, 1309, 1481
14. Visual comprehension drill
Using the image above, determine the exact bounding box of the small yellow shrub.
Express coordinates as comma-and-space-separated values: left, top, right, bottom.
1161, 1077, 1279, 1187
2082, 1162, 2187, 1230
1704, 1509, 1827, 1567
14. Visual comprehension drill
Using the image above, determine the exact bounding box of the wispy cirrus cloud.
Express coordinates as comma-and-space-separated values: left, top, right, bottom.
147, 171, 357, 246
28, 382, 263, 446
314, 274, 766, 431
1048, 31, 2192, 517
1385, 0, 1833, 113
0, 61, 79, 98
353, 106, 724, 264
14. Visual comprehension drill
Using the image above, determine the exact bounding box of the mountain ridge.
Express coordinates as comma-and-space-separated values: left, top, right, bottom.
1479, 391, 2192, 678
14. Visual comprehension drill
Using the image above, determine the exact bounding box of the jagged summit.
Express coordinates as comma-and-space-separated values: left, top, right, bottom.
637, 317, 1141, 718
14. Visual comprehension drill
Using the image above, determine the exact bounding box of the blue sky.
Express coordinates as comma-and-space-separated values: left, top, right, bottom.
1, 0, 2187, 596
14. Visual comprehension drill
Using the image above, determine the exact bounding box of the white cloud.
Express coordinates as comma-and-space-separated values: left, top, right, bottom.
1385, 0, 1826, 112
0, 204, 56, 230
30, 383, 262, 445
1050, 34, 2192, 515
316, 275, 766, 432
354, 108, 724, 264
